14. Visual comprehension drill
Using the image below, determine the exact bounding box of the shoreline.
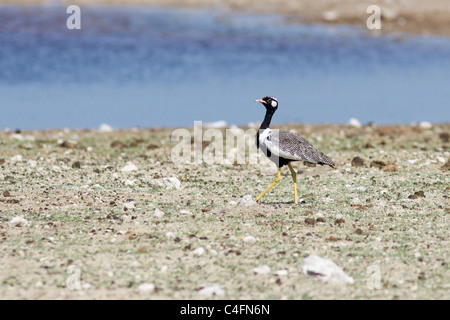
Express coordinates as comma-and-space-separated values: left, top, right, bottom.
1, 0, 450, 37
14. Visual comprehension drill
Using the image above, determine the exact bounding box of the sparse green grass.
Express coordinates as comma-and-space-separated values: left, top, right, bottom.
0, 124, 449, 299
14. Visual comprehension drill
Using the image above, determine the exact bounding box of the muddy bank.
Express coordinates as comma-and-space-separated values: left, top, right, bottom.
2, 0, 450, 37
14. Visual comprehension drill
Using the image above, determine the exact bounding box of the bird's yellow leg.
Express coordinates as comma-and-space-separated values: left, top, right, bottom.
255, 168, 282, 202
287, 163, 298, 204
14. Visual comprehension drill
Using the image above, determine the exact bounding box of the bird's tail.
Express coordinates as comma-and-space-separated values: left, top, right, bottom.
318, 153, 335, 168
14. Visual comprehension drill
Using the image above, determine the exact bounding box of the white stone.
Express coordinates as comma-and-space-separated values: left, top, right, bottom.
152, 208, 164, 218
252, 265, 271, 275
98, 123, 113, 132
436, 157, 446, 164
419, 121, 432, 129
302, 255, 354, 285
198, 284, 225, 297
179, 209, 192, 215
10, 155, 23, 162
121, 162, 138, 172
243, 235, 257, 243
137, 283, 155, 293
9, 216, 29, 227
238, 194, 257, 206
348, 118, 362, 128
123, 202, 135, 210
193, 247, 205, 256
151, 177, 181, 190
165, 232, 175, 239
275, 269, 289, 276
27, 160, 37, 167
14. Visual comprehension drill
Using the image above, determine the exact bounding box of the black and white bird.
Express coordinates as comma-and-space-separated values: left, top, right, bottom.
254, 96, 335, 204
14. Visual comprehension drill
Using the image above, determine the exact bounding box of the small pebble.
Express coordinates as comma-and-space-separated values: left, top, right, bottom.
152, 208, 164, 218
137, 283, 156, 293
238, 195, 257, 206
198, 284, 225, 297
252, 265, 271, 275
351, 156, 365, 167
193, 247, 205, 256
9, 216, 29, 227
243, 235, 256, 243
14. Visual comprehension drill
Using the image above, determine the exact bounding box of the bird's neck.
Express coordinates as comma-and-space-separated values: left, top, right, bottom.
259, 109, 275, 131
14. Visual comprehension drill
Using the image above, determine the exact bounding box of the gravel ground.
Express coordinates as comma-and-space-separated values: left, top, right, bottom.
3, 0, 450, 37
0, 123, 448, 299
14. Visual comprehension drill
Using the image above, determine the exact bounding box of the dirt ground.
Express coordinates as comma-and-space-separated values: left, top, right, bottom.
0, 123, 448, 299
2, 0, 450, 37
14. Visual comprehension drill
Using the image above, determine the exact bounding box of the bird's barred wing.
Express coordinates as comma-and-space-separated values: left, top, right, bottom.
266, 130, 335, 167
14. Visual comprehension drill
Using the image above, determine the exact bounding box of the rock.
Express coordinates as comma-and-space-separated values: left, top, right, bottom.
370, 160, 386, 169
123, 202, 135, 210
0, 159, 4, 165
121, 162, 138, 172
72, 161, 81, 169
198, 284, 225, 297
438, 133, 449, 143
111, 140, 127, 148
243, 235, 256, 243
3, 190, 11, 197
382, 164, 398, 172
165, 232, 175, 239
275, 269, 289, 276
437, 157, 446, 164
9, 216, 29, 227
348, 118, 362, 128
441, 159, 450, 171
302, 255, 354, 285
193, 247, 205, 256
351, 156, 365, 167
179, 209, 192, 215
59, 140, 77, 148
419, 121, 432, 129
98, 123, 113, 132
27, 160, 37, 167
137, 283, 155, 293
252, 265, 271, 275
238, 194, 257, 206
10, 155, 23, 163
151, 177, 181, 190
413, 190, 425, 198
152, 208, 164, 218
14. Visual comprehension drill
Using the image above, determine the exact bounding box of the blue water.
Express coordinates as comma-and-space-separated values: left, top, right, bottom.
0, 5, 449, 129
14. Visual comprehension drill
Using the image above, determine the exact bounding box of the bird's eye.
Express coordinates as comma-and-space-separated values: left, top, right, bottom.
271, 100, 278, 107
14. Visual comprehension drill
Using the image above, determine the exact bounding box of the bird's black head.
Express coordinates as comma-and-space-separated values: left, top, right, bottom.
255, 96, 278, 110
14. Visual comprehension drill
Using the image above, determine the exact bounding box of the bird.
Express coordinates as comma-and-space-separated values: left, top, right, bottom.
254, 96, 335, 204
